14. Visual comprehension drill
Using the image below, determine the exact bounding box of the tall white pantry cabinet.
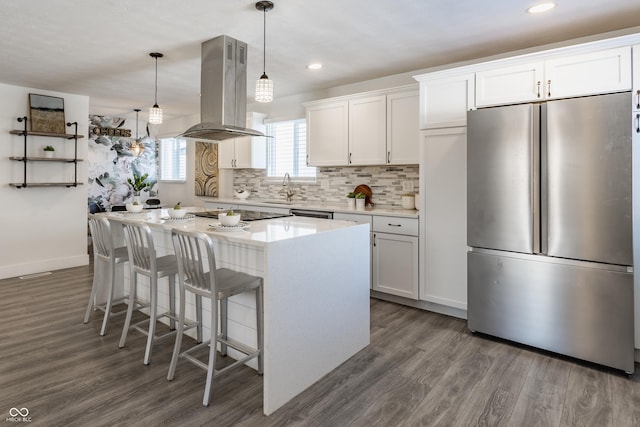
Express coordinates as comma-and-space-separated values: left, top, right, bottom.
415, 34, 640, 335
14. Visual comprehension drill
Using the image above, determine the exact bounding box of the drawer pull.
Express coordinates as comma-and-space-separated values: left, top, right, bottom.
388, 223, 402, 227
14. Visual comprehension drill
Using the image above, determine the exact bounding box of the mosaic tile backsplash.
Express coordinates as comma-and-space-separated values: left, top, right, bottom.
233, 165, 419, 208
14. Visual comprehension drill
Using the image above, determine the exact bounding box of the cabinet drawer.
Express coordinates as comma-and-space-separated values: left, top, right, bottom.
204, 202, 238, 211
372, 216, 418, 236
334, 212, 373, 225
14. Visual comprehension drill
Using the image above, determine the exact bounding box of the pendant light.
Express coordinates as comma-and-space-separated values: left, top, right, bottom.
255, 1, 274, 103
130, 109, 144, 157
149, 52, 164, 124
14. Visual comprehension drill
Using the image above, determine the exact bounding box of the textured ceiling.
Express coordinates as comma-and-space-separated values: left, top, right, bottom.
1, 0, 639, 120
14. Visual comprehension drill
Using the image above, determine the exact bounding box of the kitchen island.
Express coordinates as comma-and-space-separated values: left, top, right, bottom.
100, 209, 370, 415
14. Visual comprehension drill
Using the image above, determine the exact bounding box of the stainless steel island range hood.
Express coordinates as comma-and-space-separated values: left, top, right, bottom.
180, 35, 265, 141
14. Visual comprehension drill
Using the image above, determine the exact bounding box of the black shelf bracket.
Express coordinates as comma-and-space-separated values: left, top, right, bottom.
67, 121, 79, 186
16, 116, 28, 188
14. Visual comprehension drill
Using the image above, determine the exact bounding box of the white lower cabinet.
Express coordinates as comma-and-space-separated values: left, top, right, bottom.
420, 127, 467, 310
371, 216, 419, 299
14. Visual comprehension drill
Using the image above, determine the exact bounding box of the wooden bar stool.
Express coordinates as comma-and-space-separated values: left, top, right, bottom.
84, 214, 129, 336
168, 228, 263, 406
118, 220, 180, 365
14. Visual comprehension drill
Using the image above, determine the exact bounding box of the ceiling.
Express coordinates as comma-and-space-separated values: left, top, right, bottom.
1, 0, 639, 120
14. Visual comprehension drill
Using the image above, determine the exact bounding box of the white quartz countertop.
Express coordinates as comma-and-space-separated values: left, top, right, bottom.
204, 197, 419, 218
105, 208, 369, 247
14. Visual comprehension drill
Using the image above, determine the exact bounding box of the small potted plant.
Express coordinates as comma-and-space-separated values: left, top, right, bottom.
346, 192, 356, 210
125, 200, 144, 213
355, 192, 366, 210
168, 202, 186, 218
43, 145, 55, 158
218, 209, 241, 226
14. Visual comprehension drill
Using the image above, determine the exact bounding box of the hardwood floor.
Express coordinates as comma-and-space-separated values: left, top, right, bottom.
1, 263, 639, 426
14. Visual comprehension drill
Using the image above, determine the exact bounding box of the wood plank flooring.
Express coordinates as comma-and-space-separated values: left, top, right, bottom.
1, 263, 638, 426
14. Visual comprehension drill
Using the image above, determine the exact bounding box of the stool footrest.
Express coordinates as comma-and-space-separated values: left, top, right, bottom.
179, 339, 260, 375
92, 298, 128, 316
130, 311, 184, 341
217, 335, 258, 357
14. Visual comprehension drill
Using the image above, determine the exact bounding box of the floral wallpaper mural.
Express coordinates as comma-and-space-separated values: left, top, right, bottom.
87, 115, 158, 213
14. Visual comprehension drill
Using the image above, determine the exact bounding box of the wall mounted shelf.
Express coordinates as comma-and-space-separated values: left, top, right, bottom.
8, 117, 85, 188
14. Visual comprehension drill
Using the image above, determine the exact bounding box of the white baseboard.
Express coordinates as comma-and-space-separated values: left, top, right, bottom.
0, 254, 89, 280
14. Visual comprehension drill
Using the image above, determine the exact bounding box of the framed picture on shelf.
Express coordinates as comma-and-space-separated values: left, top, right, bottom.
29, 94, 66, 134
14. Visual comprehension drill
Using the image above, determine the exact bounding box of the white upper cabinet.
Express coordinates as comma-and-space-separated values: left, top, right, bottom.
306, 101, 349, 166
387, 91, 419, 164
218, 112, 267, 169
348, 95, 387, 165
476, 47, 632, 107
418, 73, 475, 128
306, 87, 419, 167
544, 47, 631, 99
476, 62, 544, 106
633, 45, 640, 112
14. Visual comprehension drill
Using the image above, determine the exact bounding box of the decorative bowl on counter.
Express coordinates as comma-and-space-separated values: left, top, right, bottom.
168, 208, 187, 218
234, 190, 250, 200
219, 212, 241, 226
126, 203, 144, 213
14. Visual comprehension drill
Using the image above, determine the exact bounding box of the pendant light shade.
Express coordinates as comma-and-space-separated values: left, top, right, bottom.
149, 52, 164, 124
130, 109, 144, 157
255, 1, 274, 103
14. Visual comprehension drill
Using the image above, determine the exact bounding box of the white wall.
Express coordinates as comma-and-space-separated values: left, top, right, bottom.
0, 83, 90, 279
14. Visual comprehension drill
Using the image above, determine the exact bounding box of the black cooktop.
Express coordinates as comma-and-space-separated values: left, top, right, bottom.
193, 209, 292, 222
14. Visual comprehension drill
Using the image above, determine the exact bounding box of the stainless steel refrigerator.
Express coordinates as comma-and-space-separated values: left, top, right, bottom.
467, 91, 634, 373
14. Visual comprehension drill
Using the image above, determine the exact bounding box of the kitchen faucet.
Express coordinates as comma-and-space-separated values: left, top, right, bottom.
280, 172, 295, 202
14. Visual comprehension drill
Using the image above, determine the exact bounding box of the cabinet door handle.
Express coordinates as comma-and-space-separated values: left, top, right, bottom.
373, 233, 376, 247
636, 113, 640, 134
536, 81, 541, 98
349, 153, 352, 164
547, 80, 552, 98
387, 151, 391, 164
637, 90, 640, 110
306, 154, 309, 166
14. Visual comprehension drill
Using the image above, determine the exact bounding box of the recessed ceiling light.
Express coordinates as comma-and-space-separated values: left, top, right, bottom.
307, 63, 322, 70
527, 2, 556, 14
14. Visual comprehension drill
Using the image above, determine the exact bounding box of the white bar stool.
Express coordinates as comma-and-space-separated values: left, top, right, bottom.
84, 214, 129, 336
118, 220, 180, 365
168, 228, 264, 407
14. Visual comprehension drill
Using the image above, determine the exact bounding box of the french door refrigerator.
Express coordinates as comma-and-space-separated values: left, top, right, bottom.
467, 91, 634, 373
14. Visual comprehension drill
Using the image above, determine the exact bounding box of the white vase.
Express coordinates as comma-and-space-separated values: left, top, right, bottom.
44, 151, 53, 158
356, 198, 366, 210
347, 198, 355, 209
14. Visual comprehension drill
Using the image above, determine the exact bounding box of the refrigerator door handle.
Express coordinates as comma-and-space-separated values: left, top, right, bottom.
540, 103, 548, 255
532, 105, 541, 254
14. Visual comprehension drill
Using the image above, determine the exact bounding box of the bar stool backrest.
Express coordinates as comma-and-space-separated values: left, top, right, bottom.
122, 222, 157, 274
171, 229, 218, 295
88, 214, 115, 262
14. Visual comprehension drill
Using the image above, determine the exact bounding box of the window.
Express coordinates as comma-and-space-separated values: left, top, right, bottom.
266, 119, 316, 179
159, 137, 187, 182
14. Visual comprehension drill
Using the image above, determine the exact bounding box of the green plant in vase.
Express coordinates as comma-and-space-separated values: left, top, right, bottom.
127, 172, 152, 194
127, 172, 152, 204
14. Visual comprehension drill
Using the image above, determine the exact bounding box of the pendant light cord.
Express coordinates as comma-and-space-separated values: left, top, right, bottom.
154, 56, 159, 105
262, 7, 267, 75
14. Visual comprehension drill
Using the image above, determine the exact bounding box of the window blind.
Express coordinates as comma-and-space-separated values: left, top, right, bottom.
266, 119, 315, 179
159, 137, 187, 182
